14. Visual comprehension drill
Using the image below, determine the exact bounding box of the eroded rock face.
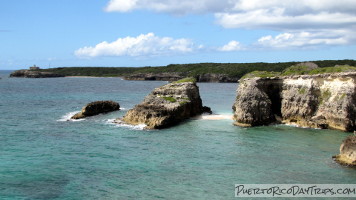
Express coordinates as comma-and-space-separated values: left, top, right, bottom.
124, 72, 186, 82
233, 72, 356, 132
119, 80, 210, 129
10, 70, 64, 78
124, 73, 239, 83
71, 101, 120, 119
233, 78, 279, 126
333, 135, 356, 166
196, 74, 239, 83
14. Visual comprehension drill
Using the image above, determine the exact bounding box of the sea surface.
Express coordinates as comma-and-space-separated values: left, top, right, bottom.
0, 70, 354, 199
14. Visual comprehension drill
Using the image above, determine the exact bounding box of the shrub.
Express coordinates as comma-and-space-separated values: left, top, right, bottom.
308, 65, 356, 75
240, 71, 281, 79
173, 77, 197, 83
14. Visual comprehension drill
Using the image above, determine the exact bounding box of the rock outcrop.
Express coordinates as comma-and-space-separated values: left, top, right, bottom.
233, 72, 356, 132
124, 73, 239, 83
119, 78, 210, 129
196, 73, 239, 83
333, 135, 356, 166
71, 101, 120, 119
10, 70, 64, 78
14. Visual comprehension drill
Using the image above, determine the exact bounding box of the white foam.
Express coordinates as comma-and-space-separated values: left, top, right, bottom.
57, 111, 85, 122
106, 119, 147, 130
194, 114, 233, 120
282, 123, 321, 130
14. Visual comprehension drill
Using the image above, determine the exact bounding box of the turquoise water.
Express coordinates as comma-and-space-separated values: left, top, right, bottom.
0, 71, 354, 199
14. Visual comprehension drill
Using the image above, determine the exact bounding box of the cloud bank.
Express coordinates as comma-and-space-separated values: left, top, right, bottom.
75, 33, 195, 58
105, 0, 356, 49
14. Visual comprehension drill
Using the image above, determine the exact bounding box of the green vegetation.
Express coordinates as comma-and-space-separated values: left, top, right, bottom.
281, 65, 313, 76
161, 96, 177, 103
173, 77, 196, 83
298, 87, 307, 94
33, 59, 356, 79
319, 89, 332, 104
240, 71, 281, 79
240, 64, 356, 80
308, 65, 356, 74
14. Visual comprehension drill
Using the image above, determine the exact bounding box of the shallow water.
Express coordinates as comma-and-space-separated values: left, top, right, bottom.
0, 71, 354, 199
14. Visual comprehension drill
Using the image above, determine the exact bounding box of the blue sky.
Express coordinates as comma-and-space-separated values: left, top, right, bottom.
1, 0, 356, 70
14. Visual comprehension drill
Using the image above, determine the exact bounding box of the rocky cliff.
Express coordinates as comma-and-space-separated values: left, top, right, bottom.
119, 78, 211, 129
124, 73, 239, 83
10, 70, 64, 78
71, 101, 120, 119
233, 72, 356, 132
333, 135, 356, 166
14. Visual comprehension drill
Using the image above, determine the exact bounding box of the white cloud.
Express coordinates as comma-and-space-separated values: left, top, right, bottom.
257, 31, 349, 49
75, 33, 195, 58
105, 0, 138, 12
215, 10, 356, 30
104, 0, 356, 48
105, 0, 232, 14
218, 41, 242, 51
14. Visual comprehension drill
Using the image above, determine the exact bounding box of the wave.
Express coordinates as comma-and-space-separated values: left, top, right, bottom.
106, 119, 147, 130
57, 111, 85, 122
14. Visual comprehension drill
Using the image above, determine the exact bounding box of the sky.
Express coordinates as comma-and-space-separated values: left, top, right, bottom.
1, 0, 356, 70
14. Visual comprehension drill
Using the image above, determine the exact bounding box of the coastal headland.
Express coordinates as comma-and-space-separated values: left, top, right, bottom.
233, 64, 356, 132
9, 60, 356, 82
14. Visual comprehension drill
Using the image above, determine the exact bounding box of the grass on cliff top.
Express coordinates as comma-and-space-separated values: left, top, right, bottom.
308, 65, 356, 74
173, 77, 197, 83
240, 71, 281, 79
240, 65, 356, 80
281, 65, 315, 76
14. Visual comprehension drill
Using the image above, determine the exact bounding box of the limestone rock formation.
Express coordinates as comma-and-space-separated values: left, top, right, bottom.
333, 135, 356, 166
10, 70, 64, 78
71, 101, 120, 119
233, 78, 279, 127
119, 78, 210, 129
233, 72, 356, 132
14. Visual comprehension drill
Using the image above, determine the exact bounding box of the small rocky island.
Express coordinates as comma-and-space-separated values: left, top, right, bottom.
118, 77, 211, 129
10, 65, 64, 78
71, 100, 120, 119
233, 64, 356, 132
333, 135, 356, 166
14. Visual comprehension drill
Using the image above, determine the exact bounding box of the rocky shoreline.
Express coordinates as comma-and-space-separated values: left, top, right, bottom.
9, 69, 64, 78
124, 73, 239, 83
233, 72, 356, 132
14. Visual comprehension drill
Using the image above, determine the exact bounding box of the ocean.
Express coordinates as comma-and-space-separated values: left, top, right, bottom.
0, 70, 354, 199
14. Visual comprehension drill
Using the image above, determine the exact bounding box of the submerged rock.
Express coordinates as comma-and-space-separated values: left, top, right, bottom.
119, 78, 211, 129
333, 135, 356, 166
233, 72, 356, 132
10, 70, 64, 78
71, 101, 120, 119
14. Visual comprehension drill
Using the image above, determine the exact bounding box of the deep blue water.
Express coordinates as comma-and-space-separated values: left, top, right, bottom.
0, 71, 354, 199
